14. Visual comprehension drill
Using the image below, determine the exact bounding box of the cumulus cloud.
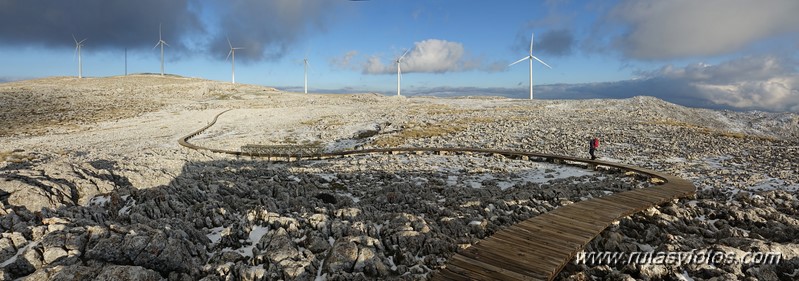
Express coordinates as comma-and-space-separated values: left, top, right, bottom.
541, 56, 799, 112
366, 39, 466, 74
605, 0, 799, 59
357, 39, 504, 74
0, 0, 343, 62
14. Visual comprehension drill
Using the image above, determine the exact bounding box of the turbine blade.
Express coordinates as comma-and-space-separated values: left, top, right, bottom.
226, 50, 232, 61
227, 37, 233, 49
162, 40, 169, 47
531, 56, 552, 69
530, 32, 534, 55
72, 34, 78, 44
79, 39, 86, 44
399, 48, 410, 60
159, 23, 162, 40
153, 41, 160, 49
509, 56, 529, 66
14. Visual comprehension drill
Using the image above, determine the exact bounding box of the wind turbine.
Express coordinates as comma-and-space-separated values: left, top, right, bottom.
153, 24, 169, 76
226, 38, 244, 84
396, 49, 409, 96
509, 33, 552, 100
72, 34, 86, 78
303, 58, 309, 94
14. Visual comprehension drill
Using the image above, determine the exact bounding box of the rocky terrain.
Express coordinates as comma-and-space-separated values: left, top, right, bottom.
1, 75, 798, 280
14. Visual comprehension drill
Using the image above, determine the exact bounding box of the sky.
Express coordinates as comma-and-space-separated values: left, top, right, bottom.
1, 0, 798, 112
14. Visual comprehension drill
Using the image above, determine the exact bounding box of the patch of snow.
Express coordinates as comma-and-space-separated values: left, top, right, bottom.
517, 165, 593, 184
636, 243, 654, 252
468, 220, 482, 226
446, 176, 458, 186
328, 236, 335, 246
222, 225, 269, 258
704, 155, 732, 169
749, 177, 799, 192
387, 256, 398, 271
316, 173, 337, 182
206, 227, 227, 247
465, 180, 482, 189
664, 157, 688, 163
88, 195, 111, 207
118, 198, 136, 216
497, 181, 515, 190
315, 257, 327, 281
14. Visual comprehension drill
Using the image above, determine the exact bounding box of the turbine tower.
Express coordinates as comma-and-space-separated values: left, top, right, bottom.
72, 35, 86, 79
509, 33, 552, 100
153, 24, 169, 76
396, 49, 409, 96
304, 58, 309, 94
226, 38, 244, 84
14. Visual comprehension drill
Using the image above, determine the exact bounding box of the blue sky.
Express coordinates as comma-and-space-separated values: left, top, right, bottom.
1, 0, 798, 112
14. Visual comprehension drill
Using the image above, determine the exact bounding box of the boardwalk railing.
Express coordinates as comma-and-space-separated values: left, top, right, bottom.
178, 110, 697, 280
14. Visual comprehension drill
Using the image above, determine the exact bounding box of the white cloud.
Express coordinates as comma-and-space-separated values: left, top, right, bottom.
606, 0, 799, 59
696, 76, 799, 111
358, 39, 502, 74
540, 56, 799, 112
656, 56, 799, 111
330, 50, 359, 69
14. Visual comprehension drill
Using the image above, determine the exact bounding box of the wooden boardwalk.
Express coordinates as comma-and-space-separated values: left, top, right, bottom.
431, 166, 695, 281
178, 110, 697, 281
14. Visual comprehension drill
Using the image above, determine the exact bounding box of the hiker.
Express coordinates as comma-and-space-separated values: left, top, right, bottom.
589, 137, 599, 160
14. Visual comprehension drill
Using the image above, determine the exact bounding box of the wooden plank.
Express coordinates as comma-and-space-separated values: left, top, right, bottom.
552, 206, 619, 221
569, 200, 631, 214
487, 232, 578, 258
507, 225, 589, 247
456, 245, 560, 278
553, 204, 620, 220
449, 254, 536, 281
513, 221, 597, 242
601, 197, 654, 210
517, 218, 601, 238
590, 197, 640, 211
642, 186, 687, 198
614, 191, 670, 204
511, 223, 594, 244
467, 246, 561, 277
532, 214, 609, 233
